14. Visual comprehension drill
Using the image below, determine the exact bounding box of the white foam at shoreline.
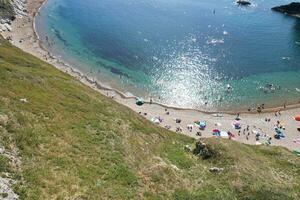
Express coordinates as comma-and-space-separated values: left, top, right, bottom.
31, 0, 300, 114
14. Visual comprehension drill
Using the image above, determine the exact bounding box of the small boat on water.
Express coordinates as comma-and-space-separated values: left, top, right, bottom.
236, 0, 251, 6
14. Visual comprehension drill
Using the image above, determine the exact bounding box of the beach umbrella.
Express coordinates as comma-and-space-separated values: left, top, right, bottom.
295, 115, 300, 121
212, 129, 220, 136
233, 121, 241, 129
200, 121, 206, 127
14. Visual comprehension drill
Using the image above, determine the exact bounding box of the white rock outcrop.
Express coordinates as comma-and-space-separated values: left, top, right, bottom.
0, 176, 19, 200
0, 0, 27, 32
11, 0, 27, 18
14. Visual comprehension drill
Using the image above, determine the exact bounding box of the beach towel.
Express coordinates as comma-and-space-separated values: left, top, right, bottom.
220, 131, 229, 138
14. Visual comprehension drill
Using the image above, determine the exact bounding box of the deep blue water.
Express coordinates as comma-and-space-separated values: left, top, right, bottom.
36, 0, 300, 111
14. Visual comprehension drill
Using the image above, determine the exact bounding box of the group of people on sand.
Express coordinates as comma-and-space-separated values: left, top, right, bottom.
136, 93, 300, 149
274, 110, 282, 117
247, 103, 267, 113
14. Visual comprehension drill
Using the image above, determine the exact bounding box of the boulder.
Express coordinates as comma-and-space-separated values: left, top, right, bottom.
236, 0, 251, 6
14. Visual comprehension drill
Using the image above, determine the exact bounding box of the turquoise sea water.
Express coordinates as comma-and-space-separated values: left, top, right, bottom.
36, 0, 300, 111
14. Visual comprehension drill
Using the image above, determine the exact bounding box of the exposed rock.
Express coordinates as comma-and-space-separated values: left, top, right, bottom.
0, 1, 15, 20
3, 23, 12, 32
236, 0, 251, 6
0, 144, 20, 200
0, 24, 5, 32
209, 167, 224, 173
0, 13, 12, 33
0, 19, 11, 24
11, 0, 27, 18
0, 177, 18, 200
0, 0, 27, 33
272, 2, 300, 16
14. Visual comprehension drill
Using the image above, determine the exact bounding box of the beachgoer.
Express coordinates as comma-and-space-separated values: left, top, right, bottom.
268, 137, 272, 145
257, 106, 262, 113
176, 118, 181, 123
255, 133, 260, 141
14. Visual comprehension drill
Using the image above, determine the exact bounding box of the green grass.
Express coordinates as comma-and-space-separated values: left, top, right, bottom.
0, 154, 10, 172
0, 36, 300, 199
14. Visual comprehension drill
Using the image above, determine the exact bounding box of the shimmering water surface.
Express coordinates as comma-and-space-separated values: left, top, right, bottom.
36, 0, 300, 111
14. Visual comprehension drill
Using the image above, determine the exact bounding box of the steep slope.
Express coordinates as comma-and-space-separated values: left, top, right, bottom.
0, 37, 300, 199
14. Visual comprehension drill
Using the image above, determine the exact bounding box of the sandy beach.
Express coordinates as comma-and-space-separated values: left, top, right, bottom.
2, 0, 300, 151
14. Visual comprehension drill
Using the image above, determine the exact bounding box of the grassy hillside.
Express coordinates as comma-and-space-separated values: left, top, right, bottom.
0, 36, 300, 199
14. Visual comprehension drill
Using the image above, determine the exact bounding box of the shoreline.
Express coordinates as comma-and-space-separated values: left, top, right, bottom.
2, 0, 300, 150
30, 0, 300, 115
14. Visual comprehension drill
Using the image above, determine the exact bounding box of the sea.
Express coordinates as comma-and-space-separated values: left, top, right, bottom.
35, 0, 300, 111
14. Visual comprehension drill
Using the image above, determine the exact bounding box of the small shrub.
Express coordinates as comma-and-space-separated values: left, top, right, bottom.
193, 140, 217, 160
